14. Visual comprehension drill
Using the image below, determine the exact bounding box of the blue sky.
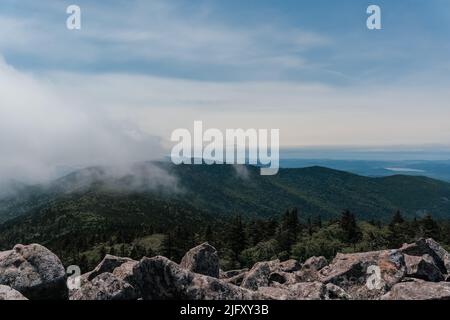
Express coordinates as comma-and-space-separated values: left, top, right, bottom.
0, 1, 450, 183
1, 0, 449, 84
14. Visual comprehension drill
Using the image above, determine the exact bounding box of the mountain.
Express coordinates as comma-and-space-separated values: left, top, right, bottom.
2, 162, 450, 226
280, 159, 450, 182
2, 162, 450, 267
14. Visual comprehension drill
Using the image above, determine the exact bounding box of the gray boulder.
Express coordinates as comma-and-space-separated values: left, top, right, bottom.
319, 249, 406, 299
132, 256, 262, 300
241, 261, 271, 290
87, 255, 135, 281
303, 256, 328, 271
0, 244, 68, 300
404, 254, 444, 282
225, 272, 248, 286
400, 238, 450, 274
71, 272, 138, 300
381, 279, 450, 300
221, 268, 249, 279
0, 285, 28, 300
180, 243, 220, 278
279, 259, 301, 273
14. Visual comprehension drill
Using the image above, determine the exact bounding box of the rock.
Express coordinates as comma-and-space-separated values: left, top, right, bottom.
268, 271, 297, 285
279, 259, 301, 273
257, 286, 295, 300
87, 255, 135, 281
221, 268, 249, 279
257, 282, 350, 300
180, 243, 220, 278
225, 272, 248, 286
294, 269, 321, 282
404, 254, 444, 282
71, 273, 138, 300
445, 275, 450, 282
132, 256, 262, 300
381, 279, 450, 300
0, 285, 28, 300
324, 283, 352, 300
319, 249, 406, 299
303, 256, 328, 271
112, 260, 139, 284
288, 282, 326, 300
241, 262, 271, 290
0, 244, 68, 300
400, 238, 450, 274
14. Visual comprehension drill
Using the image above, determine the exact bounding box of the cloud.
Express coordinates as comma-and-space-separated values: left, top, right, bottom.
0, 0, 329, 80
0, 55, 167, 187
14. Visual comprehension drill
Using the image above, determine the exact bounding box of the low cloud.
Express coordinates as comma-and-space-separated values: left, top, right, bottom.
0, 56, 169, 190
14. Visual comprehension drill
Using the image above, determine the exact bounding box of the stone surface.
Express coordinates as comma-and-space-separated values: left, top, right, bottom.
381, 279, 450, 300
71, 272, 138, 300
132, 256, 262, 300
303, 256, 328, 271
319, 249, 406, 299
0, 244, 68, 300
279, 259, 301, 273
0, 285, 28, 300
241, 262, 271, 290
225, 272, 248, 286
87, 255, 135, 281
180, 242, 220, 278
324, 283, 352, 300
404, 254, 444, 282
400, 238, 450, 274
221, 268, 249, 279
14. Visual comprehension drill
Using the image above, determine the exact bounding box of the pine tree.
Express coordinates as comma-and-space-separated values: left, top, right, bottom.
277, 208, 299, 254
228, 214, 247, 264
340, 210, 362, 248
421, 213, 440, 240
388, 210, 408, 247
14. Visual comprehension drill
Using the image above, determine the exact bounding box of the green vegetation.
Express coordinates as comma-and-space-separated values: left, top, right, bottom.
1, 163, 450, 272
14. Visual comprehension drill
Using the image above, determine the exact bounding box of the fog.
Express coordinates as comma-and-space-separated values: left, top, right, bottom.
0, 56, 172, 194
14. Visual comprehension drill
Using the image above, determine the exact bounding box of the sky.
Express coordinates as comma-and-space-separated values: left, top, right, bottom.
1, 0, 450, 183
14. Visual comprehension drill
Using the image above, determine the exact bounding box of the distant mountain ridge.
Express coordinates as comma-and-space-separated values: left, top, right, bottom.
1, 162, 450, 226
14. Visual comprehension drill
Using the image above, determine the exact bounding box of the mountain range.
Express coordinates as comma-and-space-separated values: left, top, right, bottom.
1, 162, 450, 227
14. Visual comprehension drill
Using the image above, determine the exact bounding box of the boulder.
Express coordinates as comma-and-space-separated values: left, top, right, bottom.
324, 283, 352, 300
400, 238, 450, 274
0, 285, 28, 300
381, 279, 450, 300
221, 268, 249, 279
257, 282, 350, 300
180, 243, 220, 278
241, 262, 271, 290
288, 282, 327, 300
268, 271, 297, 285
0, 244, 68, 300
71, 273, 138, 300
225, 272, 248, 286
319, 249, 406, 299
302, 256, 328, 271
132, 256, 262, 300
279, 259, 301, 273
87, 255, 135, 281
404, 254, 444, 282
112, 260, 139, 284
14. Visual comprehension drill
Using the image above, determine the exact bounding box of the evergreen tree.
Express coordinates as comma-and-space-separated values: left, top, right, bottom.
387, 210, 408, 247
277, 208, 299, 253
228, 214, 247, 264
421, 213, 440, 240
340, 210, 362, 248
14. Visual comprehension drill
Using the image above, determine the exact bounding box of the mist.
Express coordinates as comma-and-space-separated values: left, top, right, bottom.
0, 56, 174, 195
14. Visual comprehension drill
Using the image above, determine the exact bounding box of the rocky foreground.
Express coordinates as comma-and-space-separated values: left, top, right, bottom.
1, 239, 450, 300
